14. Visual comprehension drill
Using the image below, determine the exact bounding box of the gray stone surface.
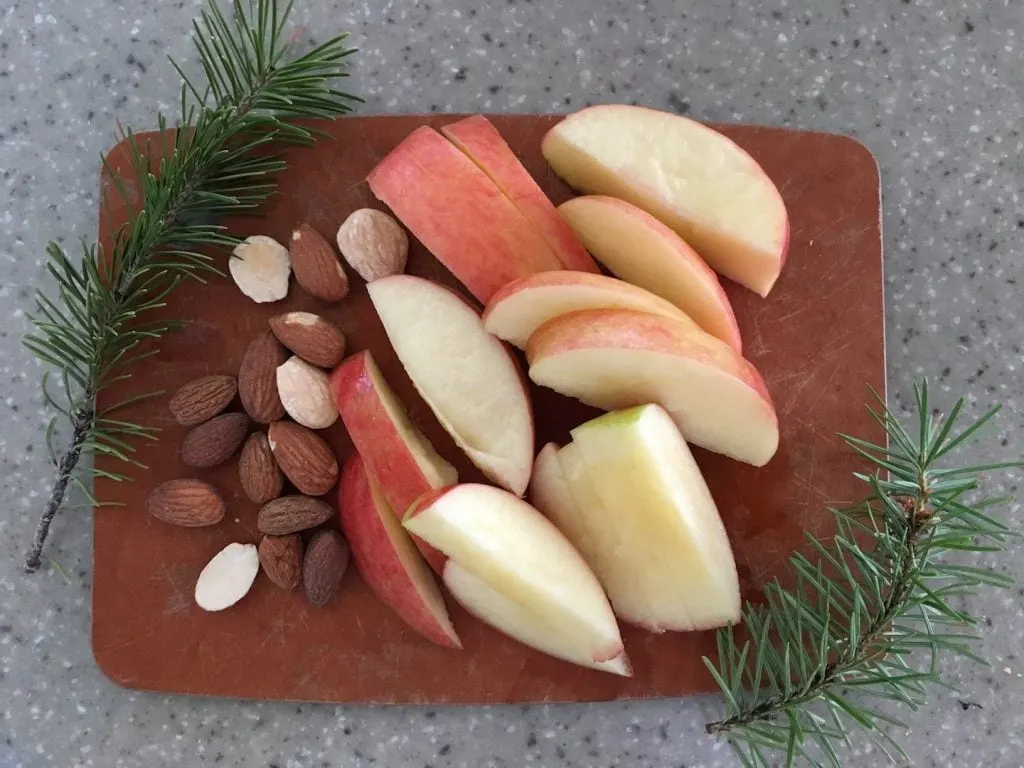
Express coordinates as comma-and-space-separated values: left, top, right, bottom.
1, 0, 1022, 765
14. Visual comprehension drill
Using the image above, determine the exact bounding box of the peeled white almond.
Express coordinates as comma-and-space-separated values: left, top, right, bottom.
229, 235, 292, 303
194, 542, 260, 611
276, 356, 338, 429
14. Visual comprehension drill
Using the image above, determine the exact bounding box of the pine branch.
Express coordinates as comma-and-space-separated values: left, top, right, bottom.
22, 0, 359, 572
704, 380, 1019, 767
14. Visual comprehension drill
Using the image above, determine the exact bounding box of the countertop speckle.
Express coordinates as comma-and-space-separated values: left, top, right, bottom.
2, 1, 1023, 766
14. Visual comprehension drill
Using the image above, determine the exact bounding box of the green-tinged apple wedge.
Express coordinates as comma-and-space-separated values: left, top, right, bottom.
329, 350, 456, 572
440, 115, 599, 274
542, 105, 789, 296
534, 405, 740, 631
338, 454, 461, 648
482, 270, 702, 350
527, 308, 778, 466
368, 275, 534, 495
367, 125, 563, 303
557, 195, 742, 352
404, 483, 630, 675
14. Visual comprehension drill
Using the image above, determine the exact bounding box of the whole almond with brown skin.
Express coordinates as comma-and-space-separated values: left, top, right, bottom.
268, 421, 339, 496
303, 530, 349, 607
239, 331, 288, 423
258, 495, 336, 535
258, 534, 303, 590
290, 223, 349, 302
147, 478, 225, 527
180, 412, 250, 468
168, 375, 237, 427
239, 432, 284, 504
269, 312, 346, 369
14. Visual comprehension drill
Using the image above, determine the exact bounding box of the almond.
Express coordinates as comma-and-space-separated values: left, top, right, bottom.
146, 478, 226, 527
269, 312, 346, 369
276, 356, 338, 429
258, 534, 303, 590
290, 223, 349, 302
194, 542, 260, 611
239, 432, 284, 504
229, 235, 292, 303
257, 495, 336, 535
180, 412, 250, 468
336, 208, 408, 282
168, 375, 237, 427
268, 421, 339, 496
239, 331, 288, 423
303, 530, 349, 607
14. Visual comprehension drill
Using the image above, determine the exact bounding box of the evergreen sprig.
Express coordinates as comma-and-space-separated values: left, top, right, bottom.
22, 0, 359, 571
704, 381, 1018, 767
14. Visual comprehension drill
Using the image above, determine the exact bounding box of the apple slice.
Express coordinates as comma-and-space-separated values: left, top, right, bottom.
542, 105, 789, 296
367, 125, 563, 303
482, 270, 701, 350
542, 406, 740, 632
527, 308, 778, 466
441, 115, 599, 274
404, 484, 629, 675
368, 275, 534, 496
557, 196, 742, 352
338, 454, 461, 648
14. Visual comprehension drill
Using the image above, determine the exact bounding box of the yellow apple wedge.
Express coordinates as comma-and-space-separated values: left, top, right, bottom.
441, 115, 599, 274
338, 454, 461, 648
404, 483, 630, 676
527, 309, 778, 466
557, 195, 742, 352
542, 105, 789, 296
368, 275, 534, 496
482, 270, 701, 350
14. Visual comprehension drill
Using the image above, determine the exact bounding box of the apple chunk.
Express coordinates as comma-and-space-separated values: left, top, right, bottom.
542, 105, 789, 296
441, 115, 598, 274
482, 270, 701, 350
538, 406, 741, 632
558, 195, 742, 352
368, 275, 534, 496
404, 484, 629, 675
527, 308, 778, 466
367, 125, 562, 303
338, 454, 461, 648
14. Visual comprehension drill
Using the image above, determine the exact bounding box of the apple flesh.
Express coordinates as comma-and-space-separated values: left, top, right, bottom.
404, 483, 629, 675
532, 405, 741, 631
482, 270, 701, 350
527, 308, 778, 466
557, 195, 742, 353
367, 125, 563, 303
542, 105, 789, 297
338, 454, 461, 648
441, 115, 599, 274
368, 275, 535, 496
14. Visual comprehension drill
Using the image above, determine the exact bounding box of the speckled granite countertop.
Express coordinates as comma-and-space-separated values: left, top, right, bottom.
1, 1, 1023, 766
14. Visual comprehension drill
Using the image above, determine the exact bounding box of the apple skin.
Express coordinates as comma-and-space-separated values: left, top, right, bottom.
338, 454, 462, 648
367, 125, 563, 303
441, 115, 599, 274
541, 104, 789, 297
557, 195, 743, 353
526, 308, 778, 466
482, 270, 702, 350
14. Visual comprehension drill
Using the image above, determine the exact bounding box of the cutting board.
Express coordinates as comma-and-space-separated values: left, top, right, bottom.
91, 114, 885, 704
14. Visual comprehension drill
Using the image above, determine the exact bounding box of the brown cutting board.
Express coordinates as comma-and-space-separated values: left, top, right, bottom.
91, 114, 885, 704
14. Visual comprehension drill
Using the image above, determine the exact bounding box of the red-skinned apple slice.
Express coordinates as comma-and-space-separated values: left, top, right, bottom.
440, 115, 599, 274
368, 275, 534, 496
557, 195, 742, 352
404, 483, 629, 676
542, 105, 789, 296
527, 309, 778, 466
482, 270, 701, 349
338, 454, 461, 648
367, 125, 562, 303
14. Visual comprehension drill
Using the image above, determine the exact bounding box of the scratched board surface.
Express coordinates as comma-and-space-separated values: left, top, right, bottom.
91, 115, 885, 704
